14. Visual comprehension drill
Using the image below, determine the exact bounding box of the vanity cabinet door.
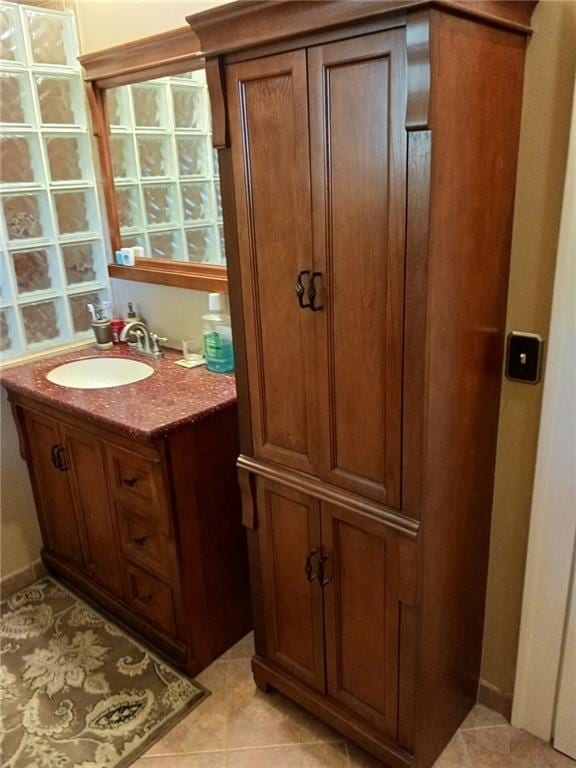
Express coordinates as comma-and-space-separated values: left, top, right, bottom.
256, 477, 326, 692
63, 425, 124, 598
23, 411, 85, 570
308, 31, 406, 509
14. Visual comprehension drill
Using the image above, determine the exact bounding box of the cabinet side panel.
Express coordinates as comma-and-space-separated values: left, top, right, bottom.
416, 12, 527, 767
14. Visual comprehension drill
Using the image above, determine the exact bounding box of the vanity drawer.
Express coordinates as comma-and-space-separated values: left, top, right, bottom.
126, 563, 177, 637
118, 505, 175, 578
105, 444, 171, 533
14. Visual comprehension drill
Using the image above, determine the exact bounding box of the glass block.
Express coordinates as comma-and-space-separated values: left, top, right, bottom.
171, 85, 206, 130
185, 225, 218, 264
69, 290, 105, 333
0, 5, 24, 63
2, 192, 51, 241
121, 233, 146, 251
21, 299, 62, 345
143, 184, 178, 227
0, 72, 33, 124
0, 135, 42, 185
106, 87, 130, 128
110, 135, 136, 180
26, 10, 72, 66
61, 242, 101, 285
218, 223, 226, 264
181, 182, 213, 223
149, 230, 184, 260
0, 306, 20, 356
177, 136, 209, 177
214, 179, 223, 219
45, 135, 88, 182
137, 135, 171, 178
0, 252, 13, 305
53, 189, 96, 236
11, 248, 57, 295
117, 186, 142, 230
36, 75, 82, 125
132, 83, 166, 128
212, 148, 220, 177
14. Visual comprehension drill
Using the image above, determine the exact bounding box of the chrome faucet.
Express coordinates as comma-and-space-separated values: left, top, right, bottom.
120, 321, 167, 359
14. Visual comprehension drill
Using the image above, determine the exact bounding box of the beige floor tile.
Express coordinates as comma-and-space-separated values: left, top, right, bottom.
225, 632, 255, 660
226, 659, 341, 749
432, 733, 473, 768
135, 753, 226, 767
228, 742, 348, 767
462, 726, 576, 767
146, 661, 228, 756
460, 705, 508, 730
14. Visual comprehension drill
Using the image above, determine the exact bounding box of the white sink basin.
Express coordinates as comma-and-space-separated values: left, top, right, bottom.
47, 357, 154, 389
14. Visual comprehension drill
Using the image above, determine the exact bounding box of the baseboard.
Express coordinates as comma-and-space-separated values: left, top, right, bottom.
0, 559, 46, 599
478, 678, 513, 721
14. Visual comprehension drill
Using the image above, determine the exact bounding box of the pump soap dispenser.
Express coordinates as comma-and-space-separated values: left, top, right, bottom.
202, 293, 234, 373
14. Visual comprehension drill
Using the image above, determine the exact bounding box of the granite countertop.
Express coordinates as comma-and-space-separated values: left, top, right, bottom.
0, 344, 237, 440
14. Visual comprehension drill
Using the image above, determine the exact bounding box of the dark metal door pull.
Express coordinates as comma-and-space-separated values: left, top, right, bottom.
305, 549, 321, 582
296, 270, 311, 308
308, 272, 322, 311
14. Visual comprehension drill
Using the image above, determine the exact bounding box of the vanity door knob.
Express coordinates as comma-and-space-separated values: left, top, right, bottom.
122, 476, 138, 487
136, 593, 153, 605
132, 536, 147, 548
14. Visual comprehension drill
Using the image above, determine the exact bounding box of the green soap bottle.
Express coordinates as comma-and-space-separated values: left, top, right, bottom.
202, 293, 234, 373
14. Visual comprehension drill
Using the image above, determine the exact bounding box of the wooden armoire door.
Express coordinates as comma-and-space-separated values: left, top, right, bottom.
24, 411, 85, 570
256, 477, 325, 692
321, 503, 401, 738
227, 51, 320, 475
308, 31, 407, 509
63, 426, 123, 597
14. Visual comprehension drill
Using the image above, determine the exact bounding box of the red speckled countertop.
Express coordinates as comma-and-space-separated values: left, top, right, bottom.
0, 345, 237, 440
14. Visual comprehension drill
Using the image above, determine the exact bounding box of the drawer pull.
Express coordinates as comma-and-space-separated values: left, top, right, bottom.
122, 476, 138, 487
132, 536, 148, 548
136, 593, 153, 605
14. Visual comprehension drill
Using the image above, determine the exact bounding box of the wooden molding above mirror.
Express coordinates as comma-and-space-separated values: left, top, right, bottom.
80, 26, 228, 293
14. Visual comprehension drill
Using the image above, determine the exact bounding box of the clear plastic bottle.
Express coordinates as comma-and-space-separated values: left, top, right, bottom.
202, 293, 235, 373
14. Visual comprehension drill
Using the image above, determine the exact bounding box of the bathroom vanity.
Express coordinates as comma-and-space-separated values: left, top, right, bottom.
1, 346, 251, 675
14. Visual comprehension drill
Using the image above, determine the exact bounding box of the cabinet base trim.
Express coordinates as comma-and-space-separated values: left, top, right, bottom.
42, 550, 191, 673
251, 655, 414, 768
238, 454, 419, 538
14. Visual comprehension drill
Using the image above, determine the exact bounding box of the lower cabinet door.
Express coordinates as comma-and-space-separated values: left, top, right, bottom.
321, 503, 400, 738
63, 425, 123, 598
24, 411, 85, 570
257, 477, 326, 692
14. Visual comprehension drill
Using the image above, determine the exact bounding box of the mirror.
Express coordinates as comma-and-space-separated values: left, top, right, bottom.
106, 70, 226, 266
80, 27, 228, 292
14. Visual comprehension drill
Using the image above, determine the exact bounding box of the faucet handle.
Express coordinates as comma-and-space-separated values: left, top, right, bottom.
151, 333, 167, 354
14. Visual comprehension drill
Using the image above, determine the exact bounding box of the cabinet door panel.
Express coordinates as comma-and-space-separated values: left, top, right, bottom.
227, 51, 319, 474
257, 477, 325, 692
64, 426, 123, 597
322, 503, 400, 737
309, 31, 406, 508
24, 411, 84, 569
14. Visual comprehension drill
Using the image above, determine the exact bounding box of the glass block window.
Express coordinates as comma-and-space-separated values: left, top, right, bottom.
0, 2, 109, 360
107, 70, 226, 266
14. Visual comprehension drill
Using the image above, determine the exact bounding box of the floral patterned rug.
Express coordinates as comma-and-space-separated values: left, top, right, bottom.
0, 577, 208, 768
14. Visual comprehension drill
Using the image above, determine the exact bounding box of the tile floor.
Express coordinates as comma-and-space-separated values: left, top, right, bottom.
135, 633, 575, 768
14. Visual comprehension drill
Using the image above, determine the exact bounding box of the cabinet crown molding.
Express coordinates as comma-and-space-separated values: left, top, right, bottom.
186, 0, 536, 58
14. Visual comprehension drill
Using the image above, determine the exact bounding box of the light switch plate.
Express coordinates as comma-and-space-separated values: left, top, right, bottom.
506, 332, 543, 384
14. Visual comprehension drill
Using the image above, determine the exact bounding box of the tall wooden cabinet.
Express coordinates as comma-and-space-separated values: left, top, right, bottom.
187, 2, 537, 766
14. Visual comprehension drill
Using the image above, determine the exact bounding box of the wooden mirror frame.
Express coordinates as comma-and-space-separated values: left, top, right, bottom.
80, 27, 228, 293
